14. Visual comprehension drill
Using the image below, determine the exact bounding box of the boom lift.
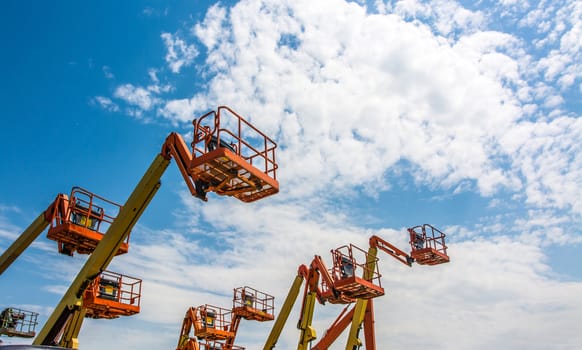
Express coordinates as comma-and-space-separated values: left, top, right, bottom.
0, 188, 142, 345
264, 243, 383, 350
263, 224, 449, 350
26, 106, 278, 348
316, 224, 449, 350
0, 187, 128, 276
0, 307, 39, 338
177, 286, 275, 350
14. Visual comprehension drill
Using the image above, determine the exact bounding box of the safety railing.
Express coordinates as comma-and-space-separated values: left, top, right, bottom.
192, 106, 278, 180
330, 244, 382, 286
83, 270, 142, 316
194, 305, 234, 337
408, 224, 448, 256
0, 307, 38, 337
67, 187, 122, 236
233, 286, 275, 320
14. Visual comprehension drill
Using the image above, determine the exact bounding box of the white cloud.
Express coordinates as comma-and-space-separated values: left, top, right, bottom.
516, 0, 582, 91
543, 94, 564, 108
393, 0, 485, 37
102, 65, 114, 79
500, 116, 582, 215
148, 68, 159, 83
114, 84, 159, 111
173, 0, 530, 201
103, 0, 580, 221
153, 0, 579, 220
192, 3, 228, 50
158, 95, 208, 124
0, 205, 26, 248
92, 96, 120, 112
142, 7, 154, 16
161, 32, 199, 73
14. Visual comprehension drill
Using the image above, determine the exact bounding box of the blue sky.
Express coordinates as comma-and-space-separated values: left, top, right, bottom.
1, 0, 581, 349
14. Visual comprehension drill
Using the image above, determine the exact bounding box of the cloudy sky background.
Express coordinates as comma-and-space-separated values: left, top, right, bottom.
0, 0, 581, 349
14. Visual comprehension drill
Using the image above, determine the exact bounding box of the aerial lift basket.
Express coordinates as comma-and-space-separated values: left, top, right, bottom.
327, 244, 385, 302
190, 106, 279, 203
0, 307, 39, 338
82, 270, 141, 319
193, 305, 235, 341
408, 224, 450, 265
46, 187, 129, 256
232, 286, 275, 322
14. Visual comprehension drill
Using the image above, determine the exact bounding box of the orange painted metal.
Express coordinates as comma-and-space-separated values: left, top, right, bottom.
298, 243, 385, 307
82, 271, 141, 319
310, 301, 376, 350
311, 305, 354, 349
232, 286, 274, 322
369, 235, 413, 267
363, 300, 376, 350
178, 287, 274, 350
225, 287, 275, 349
175, 306, 247, 349
161, 132, 200, 198
190, 106, 279, 203
46, 187, 127, 256
192, 305, 235, 341
327, 244, 384, 301
161, 106, 279, 203
291, 228, 449, 350
408, 224, 450, 265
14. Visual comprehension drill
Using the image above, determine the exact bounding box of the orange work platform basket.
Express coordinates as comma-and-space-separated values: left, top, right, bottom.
190, 106, 278, 203
408, 224, 450, 265
326, 244, 385, 303
232, 286, 275, 322
46, 187, 129, 256
193, 305, 235, 341
47, 187, 129, 256
82, 270, 141, 319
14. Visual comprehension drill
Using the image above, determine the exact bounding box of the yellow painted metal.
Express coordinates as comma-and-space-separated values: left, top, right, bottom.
345, 245, 379, 350
297, 291, 317, 350
33, 154, 170, 346
59, 306, 87, 349
263, 274, 304, 350
0, 213, 49, 275
345, 299, 367, 350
